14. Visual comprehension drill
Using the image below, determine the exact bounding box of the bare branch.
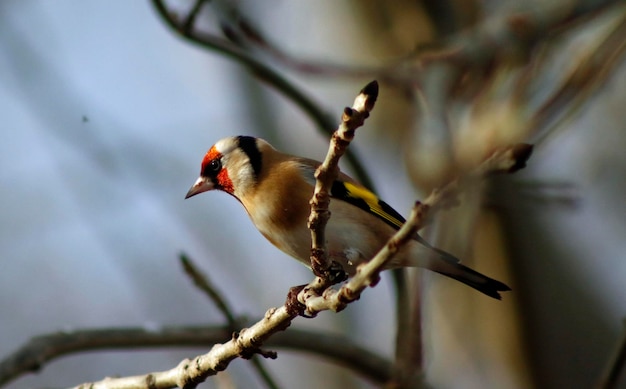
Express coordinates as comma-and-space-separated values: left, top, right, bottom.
180, 253, 281, 389
180, 253, 239, 327
181, 0, 209, 35
169, 0, 621, 88
307, 80, 379, 279
532, 6, 626, 144
0, 326, 390, 387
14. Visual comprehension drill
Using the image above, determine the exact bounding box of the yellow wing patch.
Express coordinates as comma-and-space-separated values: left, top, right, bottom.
335, 181, 406, 230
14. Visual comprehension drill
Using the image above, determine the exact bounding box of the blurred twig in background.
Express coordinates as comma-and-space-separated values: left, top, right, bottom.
1, 0, 625, 388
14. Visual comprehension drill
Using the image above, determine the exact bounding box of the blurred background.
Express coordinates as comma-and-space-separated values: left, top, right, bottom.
1, 1, 625, 388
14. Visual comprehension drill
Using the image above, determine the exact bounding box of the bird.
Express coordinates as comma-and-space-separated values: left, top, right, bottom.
185, 135, 511, 299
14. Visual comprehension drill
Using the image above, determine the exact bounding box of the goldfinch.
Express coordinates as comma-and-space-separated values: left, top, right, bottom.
186, 136, 511, 299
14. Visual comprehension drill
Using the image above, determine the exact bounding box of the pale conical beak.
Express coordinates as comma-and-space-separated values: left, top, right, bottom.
185, 177, 214, 199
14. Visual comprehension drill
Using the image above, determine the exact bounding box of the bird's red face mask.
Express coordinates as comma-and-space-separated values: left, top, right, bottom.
185, 146, 234, 198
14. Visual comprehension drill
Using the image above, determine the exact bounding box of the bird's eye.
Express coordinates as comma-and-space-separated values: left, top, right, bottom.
202, 159, 222, 176
209, 159, 221, 172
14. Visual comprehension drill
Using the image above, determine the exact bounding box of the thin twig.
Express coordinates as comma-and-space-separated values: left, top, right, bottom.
532, 4, 626, 145
67, 307, 291, 389
180, 253, 238, 326
180, 253, 281, 389
170, 0, 620, 88
307, 80, 379, 279
391, 271, 424, 389
249, 358, 280, 389
0, 325, 391, 386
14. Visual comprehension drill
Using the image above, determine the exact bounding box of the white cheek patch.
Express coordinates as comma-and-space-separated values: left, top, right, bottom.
236, 160, 255, 183
222, 148, 256, 198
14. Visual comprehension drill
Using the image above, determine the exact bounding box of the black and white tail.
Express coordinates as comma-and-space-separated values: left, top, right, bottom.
411, 234, 511, 300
